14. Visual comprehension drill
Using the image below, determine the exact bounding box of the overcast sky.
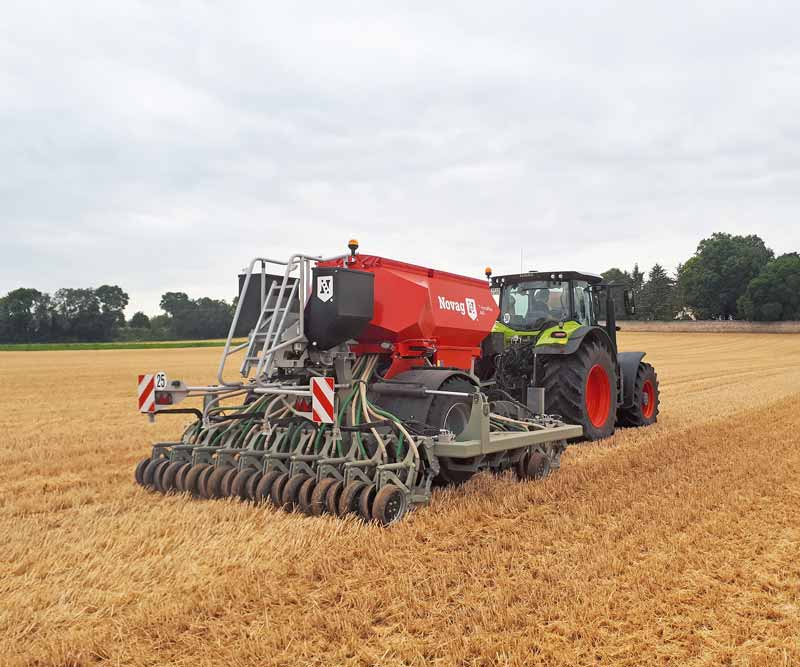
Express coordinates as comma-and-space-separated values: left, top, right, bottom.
2, 2, 798, 315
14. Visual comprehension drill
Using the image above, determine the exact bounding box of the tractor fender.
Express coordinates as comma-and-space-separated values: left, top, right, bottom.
534, 325, 614, 357
618, 351, 647, 408
369, 369, 477, 425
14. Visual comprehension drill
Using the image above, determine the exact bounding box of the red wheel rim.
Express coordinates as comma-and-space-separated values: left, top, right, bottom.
641, 379, 655, 419
586, 364, 611, 428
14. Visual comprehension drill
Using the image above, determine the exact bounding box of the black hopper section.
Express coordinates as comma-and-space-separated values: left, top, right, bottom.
235, 273, 298, 337
304, 267, 374, 351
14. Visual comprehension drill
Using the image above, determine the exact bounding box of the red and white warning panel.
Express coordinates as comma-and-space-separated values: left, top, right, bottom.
138, 372, 167, 413
311, 376, 335, 424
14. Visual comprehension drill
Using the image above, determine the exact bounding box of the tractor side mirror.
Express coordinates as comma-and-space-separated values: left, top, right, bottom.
624, 289, 636, 316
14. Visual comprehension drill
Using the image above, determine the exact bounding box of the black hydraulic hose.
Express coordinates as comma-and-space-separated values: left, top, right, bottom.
153, 408, 204, 420
208, 410, 267, 423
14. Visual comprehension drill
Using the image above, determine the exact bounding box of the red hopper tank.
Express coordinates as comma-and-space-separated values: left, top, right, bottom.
317, 254, 499, 376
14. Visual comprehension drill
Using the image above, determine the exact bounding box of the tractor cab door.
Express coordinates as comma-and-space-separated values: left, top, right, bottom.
572, 280, 596, 326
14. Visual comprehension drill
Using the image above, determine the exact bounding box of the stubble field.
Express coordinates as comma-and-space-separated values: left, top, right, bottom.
1, 332, 799, 667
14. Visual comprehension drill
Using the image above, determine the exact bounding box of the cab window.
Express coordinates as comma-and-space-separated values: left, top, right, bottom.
499, 280, 569, 330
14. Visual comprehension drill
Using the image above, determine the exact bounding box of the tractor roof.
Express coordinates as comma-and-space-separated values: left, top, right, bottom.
491, 271, 604, 288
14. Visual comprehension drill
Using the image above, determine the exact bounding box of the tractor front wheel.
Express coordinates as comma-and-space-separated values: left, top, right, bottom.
617, 363, 660, 427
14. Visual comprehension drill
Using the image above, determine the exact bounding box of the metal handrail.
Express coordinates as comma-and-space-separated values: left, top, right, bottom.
217, 252, 349, 386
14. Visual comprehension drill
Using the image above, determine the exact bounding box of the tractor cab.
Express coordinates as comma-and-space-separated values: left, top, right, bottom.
491, 271, 605, 332
489, 269, 636, 356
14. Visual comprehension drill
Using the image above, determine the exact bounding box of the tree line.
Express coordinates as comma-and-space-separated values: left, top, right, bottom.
0, 287, 234, 343
603, 232, 799, 321
1, 231, 798, 343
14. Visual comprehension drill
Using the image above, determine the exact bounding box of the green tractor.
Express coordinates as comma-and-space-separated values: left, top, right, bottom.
480, 270, 660, 440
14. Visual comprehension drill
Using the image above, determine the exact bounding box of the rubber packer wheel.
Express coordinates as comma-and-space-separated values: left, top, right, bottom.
371, 485, 409, 526
310, 478, 337, 516
297, 477, 316, 515
338, 481, 368, 516
142, 458, 163, 489
270, 473, 290, 507
160, 461, 184, 493
540, 340, 617, 441
221, 468, 237, 497
175, 463, 192, 492
152, 460, 171, 493
514, 450, 530, 480
325, 480, 345, 516
526, 451, 551, 480
231, 469, 256, 500
281, 474, 309, 511
205, 465, 233, 499
134, 458, 150, 486
196, 466, 216, 499
617, 362, 660, 427
254, 471, 282, 505
183, 463, 209, 497
358, 484, 377, 522
245, 471, 262, 501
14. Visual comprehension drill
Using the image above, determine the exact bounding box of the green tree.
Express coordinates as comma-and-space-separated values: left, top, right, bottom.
158, 292, 234, 339
601, 268, 632, 320
601, 268, 631, 284
95, 284, 129, 339
677, 233, 773, 319
0, 288, 53, 342
737, 253, 800, 321
639, 264, 676, 320
129, 311, 151, 329
52, 288, 103, 341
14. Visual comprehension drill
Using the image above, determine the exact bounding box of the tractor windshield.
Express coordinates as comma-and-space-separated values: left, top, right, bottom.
499, 280, 570, 330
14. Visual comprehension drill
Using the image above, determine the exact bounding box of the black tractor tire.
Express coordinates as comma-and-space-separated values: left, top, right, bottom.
427, 376, 480, 485
617, 362, 660, 427
540, 339, 617, 441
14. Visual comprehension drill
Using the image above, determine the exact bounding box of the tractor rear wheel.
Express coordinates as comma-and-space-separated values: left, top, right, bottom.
541, 340, 617, 441
617, 363, 660, 427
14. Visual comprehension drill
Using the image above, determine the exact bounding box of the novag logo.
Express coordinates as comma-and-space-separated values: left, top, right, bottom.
437, 295, 478, 321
